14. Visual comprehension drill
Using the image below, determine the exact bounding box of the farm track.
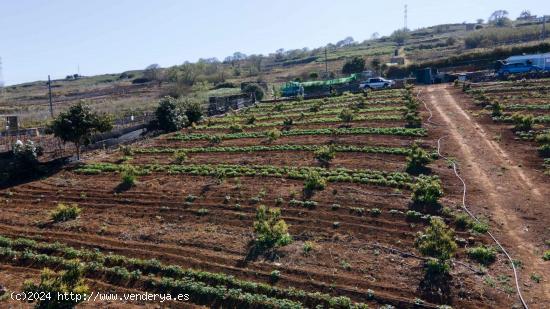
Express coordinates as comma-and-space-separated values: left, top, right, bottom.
424, 84, 550, 308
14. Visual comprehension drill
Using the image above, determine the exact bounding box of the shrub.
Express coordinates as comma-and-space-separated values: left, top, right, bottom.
182, 99, 203, 124
208, 135, 222, 144
404, 110, 422, 128
173, 150, 187, 164
270, 270, 281, 282
406, 142, 432, 174
309, 104, 321, 113
467, 246, 497, 265
535, 133, 550, 144
339, 108, 354, 123
304, 171, 326, 193
12, 140, 42, 169
538, 144, 550, 158
282, 118, 294, 128
369, 208, 382, 217
119, 145, 133, 156
246, 115, 256, 125
303, 241, 314, 255
253, 205, 291, 250
511, 113, 534, 131
342, 56, 365, 74
454, 213, 472, 229
491, 102, 502, 117
314, 145, 336, 166
543, 250, 550, 261
266, 128, 282, 142
229, 122, 243, 133
411, 176, 443, 213
23, 262, 89, 308
121, 164, 137, 186
471, 220, 489, 234
51, 203, 81, 222
243, 83, 265, 101
424, 258, 451, 277
152, 96, 188, 132
415, 217, 457, 261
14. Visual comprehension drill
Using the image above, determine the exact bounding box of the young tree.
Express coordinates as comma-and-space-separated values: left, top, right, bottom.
150, 96, 188, 132
49, 102, 112, 160
254, 205, 292, 250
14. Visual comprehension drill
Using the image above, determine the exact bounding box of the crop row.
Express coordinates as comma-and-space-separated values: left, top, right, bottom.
503, 104, 550, 111
207, 106, 406, 124
133, 144, 412, 156
243, 99, 405, 116
0, 236, 369, 308
169, 127, 427, 141
196, 114, 403, 130
494, 114, 550, 124
76, 163, 415, 188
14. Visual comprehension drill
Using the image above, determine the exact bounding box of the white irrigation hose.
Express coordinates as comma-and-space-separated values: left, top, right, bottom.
419, 90, 529, 309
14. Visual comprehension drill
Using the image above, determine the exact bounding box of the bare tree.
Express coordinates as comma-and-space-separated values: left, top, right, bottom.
144, 64, 162, 84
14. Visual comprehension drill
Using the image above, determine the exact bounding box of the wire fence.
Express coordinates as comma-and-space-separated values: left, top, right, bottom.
0, 114, 153, 155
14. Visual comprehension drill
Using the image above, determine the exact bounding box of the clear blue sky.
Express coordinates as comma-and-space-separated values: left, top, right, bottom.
1, 0, 549, 85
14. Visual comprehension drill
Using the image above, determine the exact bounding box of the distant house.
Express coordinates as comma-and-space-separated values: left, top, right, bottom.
390, 57, 405, 65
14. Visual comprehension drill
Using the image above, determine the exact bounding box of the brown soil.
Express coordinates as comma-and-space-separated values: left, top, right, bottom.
422, 84, 550, 309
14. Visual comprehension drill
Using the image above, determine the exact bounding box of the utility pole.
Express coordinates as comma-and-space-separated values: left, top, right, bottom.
48, 75, 53, 117
542, 15, 547, 40
324, 48, 328, 77
404, 4, 408, 30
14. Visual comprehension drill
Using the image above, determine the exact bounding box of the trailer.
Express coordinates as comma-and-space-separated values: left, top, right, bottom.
503, 53, 550, 71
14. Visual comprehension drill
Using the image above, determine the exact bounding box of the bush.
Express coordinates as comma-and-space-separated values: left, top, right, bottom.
119, 145, 133, 156
246, 115, 256, 125
229, 123, 243, 133
121, 164, 137, 186
303, 241, 314, 255
411, 176, 443, 213
182, 99, 203, 124
415, 217, 457, 261
266, 128, 282, 142
511, 113, 534, 131
13, 140, 42, 169
173, 150, 187, 164
23, 263, 89, 309
543, 250, 550, 261
535, 133, 550, 144
253, 205, 291, 250
471, 220, 489, 234
152, 96, 188, 132
424, 258, 451, 277
243, 84, 265, 101
491, 102, 503, 117
304, 171, 326, 193
406, 142, 432, 174
339, 108, 354, 123
314, 146, 335, 166
467, 246, 497, 265
454, 213, 472, 229
51, 203, 81, 222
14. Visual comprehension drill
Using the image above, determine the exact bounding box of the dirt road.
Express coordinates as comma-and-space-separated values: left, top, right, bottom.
422, 84, 549, 308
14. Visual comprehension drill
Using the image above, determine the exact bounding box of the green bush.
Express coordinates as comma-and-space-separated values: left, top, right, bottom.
511, 113, 534, 131
229, 122, 243, 133
341, 57, 365, 74
173, 150, 187, 164
303, 171, 326, 193
253, 205, 292, 250
406, 142, 432, 174
491, 102, 503, 117
411, 176, 443, 213
314, 145, 336, 166
415, 217, 457, 261
471, 220, 489, 234
303, 241, 314, 255
543, 250, 550, 261
338, 108, 354, 123
246, 114, 256, 125
243, 83, 265, 101
152, 96, 188, 132
51, 203, 81, 222
266, 128, 282, 142
121, 164, 137, 186
467, 246, 497, 265
454, 213, 472, 229
182, 99, 203, 124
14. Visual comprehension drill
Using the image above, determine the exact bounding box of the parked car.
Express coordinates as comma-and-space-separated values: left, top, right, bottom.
359, 77, 395, 89
497, 62, 543, 76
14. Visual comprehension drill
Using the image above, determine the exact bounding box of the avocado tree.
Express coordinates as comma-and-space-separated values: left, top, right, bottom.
49, 102, 112, 160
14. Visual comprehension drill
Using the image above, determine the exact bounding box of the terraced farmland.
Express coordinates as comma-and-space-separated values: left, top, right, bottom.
464, 79, 550, 174
0, 89, 521, 308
